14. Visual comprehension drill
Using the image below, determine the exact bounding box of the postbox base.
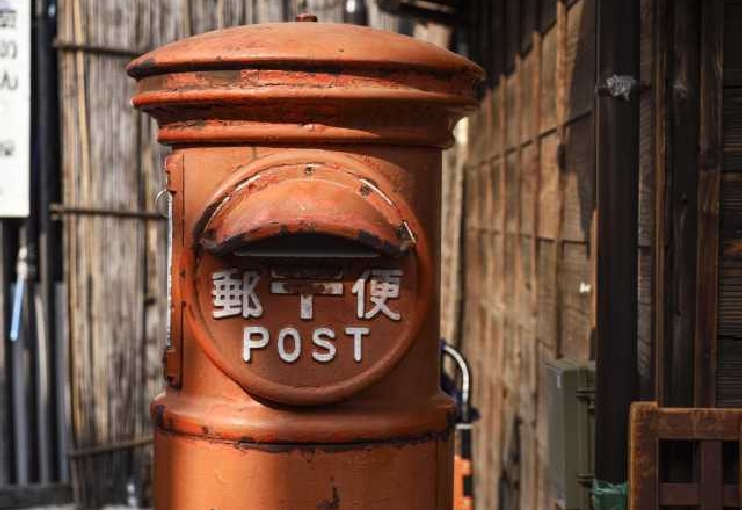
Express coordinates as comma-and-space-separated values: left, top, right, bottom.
153, 428, 454, 509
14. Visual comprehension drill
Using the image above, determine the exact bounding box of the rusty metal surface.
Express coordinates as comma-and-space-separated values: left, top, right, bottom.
130, 18, 481, 510
127, 22, 483, 78
155, 428, 454, 510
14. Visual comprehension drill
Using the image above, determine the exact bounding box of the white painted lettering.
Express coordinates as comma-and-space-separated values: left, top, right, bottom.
345, 327, 370, 362
312, 328, 336, 363
277, 328, 301, 363
243, 326, 269, 362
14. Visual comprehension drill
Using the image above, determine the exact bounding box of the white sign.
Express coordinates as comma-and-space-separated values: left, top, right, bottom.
0, 0, 29, 217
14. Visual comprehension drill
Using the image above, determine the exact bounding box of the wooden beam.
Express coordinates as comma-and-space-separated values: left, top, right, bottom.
594, 0, 640, 483
661, 0, 701, 408
694, 0, 723, 408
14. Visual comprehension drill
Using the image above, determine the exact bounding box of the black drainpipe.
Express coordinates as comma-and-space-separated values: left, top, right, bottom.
594, 0, 640, 487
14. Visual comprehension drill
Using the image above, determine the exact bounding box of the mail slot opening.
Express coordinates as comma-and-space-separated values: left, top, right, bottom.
232, 233, 382, 259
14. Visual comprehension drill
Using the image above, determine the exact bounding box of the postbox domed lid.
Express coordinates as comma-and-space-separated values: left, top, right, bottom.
128, 20, 483, 147
127, 22, 483, 79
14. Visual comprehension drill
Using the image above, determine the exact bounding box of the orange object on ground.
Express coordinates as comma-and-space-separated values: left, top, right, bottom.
129, 15, 482, 510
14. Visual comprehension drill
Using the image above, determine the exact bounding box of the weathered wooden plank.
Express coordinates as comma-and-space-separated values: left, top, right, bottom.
628, 402, 658, 510
695, 0, 723, 408
564, 0, 595, 122
521, 52, 535, 145
723, 91, 742, 171
536, 342, 557, 510
553, 0, 567, 359
719, 175, 742, 338
717, 337, 742, 407
506, 0, 519, 72
653, 0, 668, 405
638, 247, 653, 398
522, 0, 537, 53
538, 133, 560, 239
537, 240, 557, 351
506, 152, 519, 234
492, 158, 503, 229
506, 74, 518, 151
541, 0, 557, 30
560, 242, 593, 360
562, 115, 595, 243
638, 90, 654, 249
540, 27, 558, 133
521, 145, 537, 237
661, 0, 700, 408
723, 4, 742, 87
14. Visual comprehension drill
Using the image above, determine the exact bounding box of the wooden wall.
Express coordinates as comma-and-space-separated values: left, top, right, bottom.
453, 0, 655, 507
459, 1, 597, 507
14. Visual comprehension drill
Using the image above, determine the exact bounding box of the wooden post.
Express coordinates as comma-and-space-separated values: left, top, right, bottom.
694, 0, 723, 408
594, 0, 640, 484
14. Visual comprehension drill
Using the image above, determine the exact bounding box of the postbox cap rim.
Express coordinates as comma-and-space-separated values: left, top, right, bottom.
127, 22, 484, 80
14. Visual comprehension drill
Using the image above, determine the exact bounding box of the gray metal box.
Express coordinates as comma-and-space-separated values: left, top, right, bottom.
546, 358, 595, 510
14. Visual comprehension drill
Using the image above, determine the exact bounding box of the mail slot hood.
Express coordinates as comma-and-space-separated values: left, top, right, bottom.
195, 170, 415, 258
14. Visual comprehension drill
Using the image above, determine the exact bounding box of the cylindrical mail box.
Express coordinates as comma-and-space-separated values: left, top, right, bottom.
128, 17, 482, 509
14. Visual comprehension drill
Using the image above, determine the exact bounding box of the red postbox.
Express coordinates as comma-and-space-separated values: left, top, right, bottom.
128, 16, 482, 509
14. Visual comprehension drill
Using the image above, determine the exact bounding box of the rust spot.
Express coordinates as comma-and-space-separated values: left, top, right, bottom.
316, 487, 340, 510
